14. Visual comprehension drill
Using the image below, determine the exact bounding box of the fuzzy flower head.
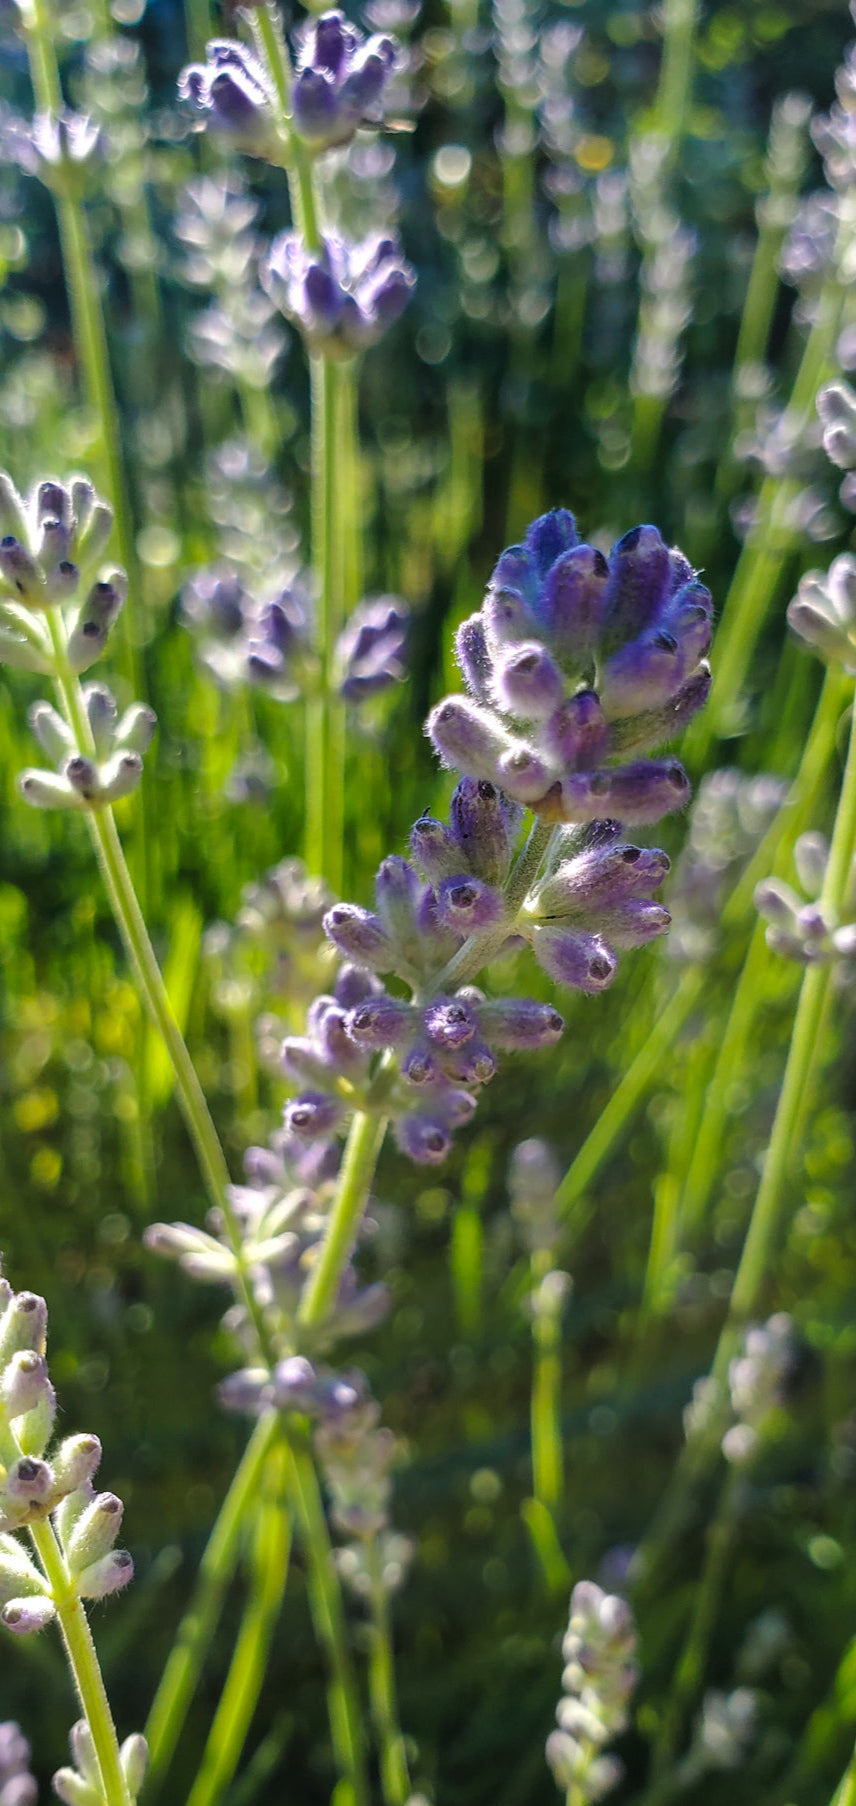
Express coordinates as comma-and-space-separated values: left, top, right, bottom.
755, 831, 856, 975
0, 1724, 36, 1806
19, 685, 155, 814
291, 11, 398, 153
428, 511, 712, 829
787, 553, 856, 671
261, 230, 415, 359
0, 472, 126, 677
547, 1581, 638, 1803
722, 1313, 796, 1466
178, 41, 280, 159
1, 110, 101, 197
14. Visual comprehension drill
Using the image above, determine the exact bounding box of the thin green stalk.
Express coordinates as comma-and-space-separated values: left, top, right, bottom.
530, 1248, 565, 1512
145, 1413, 280, 1789
650, 1467, 744, 1775
552, 967, 705, 1225
250, 4, 320, 250
710, 687, 856, 1385
651, 0, 699, 151
44, 608, 268, 1352
298, 1106, 388, 1330
366, 1546, 412, 1806
834, 1749, 856, 1806
688, 289, 843, 762
642, 1030, 712, 1315
29, 1518, 132, 1806
308, 353, 346, 893
186, 1446, 291, 1806
285, 1437, 369, 1806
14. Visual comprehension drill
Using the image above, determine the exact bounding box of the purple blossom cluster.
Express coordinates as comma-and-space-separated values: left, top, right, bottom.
261, 231, 414, 358
182, 563, 408, 704
291, 11, 398, 153
178, 43, 279, 159
147, 1120, 387, 1355
427, 511, 712, 828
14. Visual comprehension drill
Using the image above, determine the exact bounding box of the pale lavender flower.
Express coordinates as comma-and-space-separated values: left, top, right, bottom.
547, 1581, 638, 1802
0, 1723, 36, 1806
261, 230, 415, 359
291, 10, 398, 153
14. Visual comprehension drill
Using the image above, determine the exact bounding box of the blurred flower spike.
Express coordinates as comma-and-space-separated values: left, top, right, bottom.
261, 231, 415, 359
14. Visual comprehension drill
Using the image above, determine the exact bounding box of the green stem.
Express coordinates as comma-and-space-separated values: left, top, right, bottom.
145, 1413, 280, 1789
29, 1518, 132, 1806
297, 1107, 388, 1330
651, 0, 699, 151
250, 4, 320, 250
835, 1749, 856, 1806
552, 967, 705, 1225
44, 609, 268, 1352
530, 1249, 565, 1512
650, 1467, 744, 1774
186, 1445, 291, 1806
285, 1437, 369, 1806
367, 1548, 412, 1806
309, 353, 346, 893
710, 689, 856, 1384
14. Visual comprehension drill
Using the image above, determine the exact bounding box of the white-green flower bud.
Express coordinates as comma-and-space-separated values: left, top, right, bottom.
27, 701, 74, 764
119, 1733, 148, 1799
0, 627, 52, 673
75, 1548, 133, 1600
14, 1375, 57, 1457
18, 769, 81, 811
65, 1492, 123, 1570
69, 1720, 100, 1789
114, 703, 157, 755
1, 1594, 56, 1633
51, 1435, 101, 1500
0, 1292, 47, 1364
1, 1349, 50, 1419
52, 1769, 101, 1806
0, 1532, 47, 1601
53, 1481, 96, 1545
82, 683, 118, 753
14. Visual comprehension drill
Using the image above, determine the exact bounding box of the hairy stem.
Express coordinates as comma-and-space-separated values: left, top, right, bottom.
29, 1518, 132, 1806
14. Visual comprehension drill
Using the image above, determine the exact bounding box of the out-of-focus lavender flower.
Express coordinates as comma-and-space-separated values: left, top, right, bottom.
0, 110, 101, 195
178, 41, 279, 159
722, 1313, 796, 1466
19, 685, 155, 814
546, 1581, 638, 1803
54, 1721, 147, 1806
314, 1371, 413, 1597
261, 230, 415, 359
336, 596, 408, 700
787, 552, 856, 671
0, 1724, 36, 1806
0, 473, 123, 674
667, 769, 785, 963
779, 191, 839, 322
427, 510, 711, 828
175, 173, 287, 392
508, 1137, 561, 1253
291, 11, 398, 153
684, 1688, 758, 1777
755, 830, 856, 971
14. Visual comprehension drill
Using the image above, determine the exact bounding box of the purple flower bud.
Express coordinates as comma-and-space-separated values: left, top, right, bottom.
374, 856, 422, 952
219, 1367, 270, 1414
324, 903, 393, 970
558, 759, 690, 825
449, 777, 520, 885
455, 615, 493, 703
599, 631, 685, 717
492, 642, 564, 720
0, 1292, 47, 1364
409, 814, 462, 883
280, 1037, 332, 1088
1, 1352, 50, 1420
348, 994, 416, 1047
607, 667, 712, 757
334, 963, 381, 1010
394, 1114, 452, 1164
67, 576, 126, 671
440, 1038, 497, 1084
524, 508, 579, 574
270, 1356, 319, 1413
2, 1457, 53, 1511
427, 695, 511, 783
531, 925, 617, 992
285, 1091, 346, 1140
423, 995, 478, 1048
495, 742, 553, 804
602, 525, 685, 650
178, 43, 275, 153
538, 544, 609, 664
0, 538, 42, 600
435, 875, 506, 933
337, 597, 407, 700
475, 998, 565, 1048
542, 689, 609, 771
604, 899, 672, 947
483, 583, 539, 653
262, 231, 414, 358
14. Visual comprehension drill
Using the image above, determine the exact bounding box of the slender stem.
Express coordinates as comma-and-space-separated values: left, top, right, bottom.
297, 1107, 388, 1330
835, 1749, 856, 1806
530, 1249, 564, 1512
651, 0, 698, 151
44, 610, 268, 1353
650, 1468, 744, 1774
309, 353, 346, 893
145, 1413, 280, 1789
29, 1519, 132, 1806
366, 1547, 412, 1806
284, 1437, 369, 1806
710, 689, 856, 1384
186, 1445, 291, 1806
552, 968, 704, 1224
250, 4, 320, 250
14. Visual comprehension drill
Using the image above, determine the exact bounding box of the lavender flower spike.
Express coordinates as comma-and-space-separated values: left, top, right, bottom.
178, 42, 280, 160
261, 232, 415, 360
291, 11, 398, 153
427, 509, 711, 829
